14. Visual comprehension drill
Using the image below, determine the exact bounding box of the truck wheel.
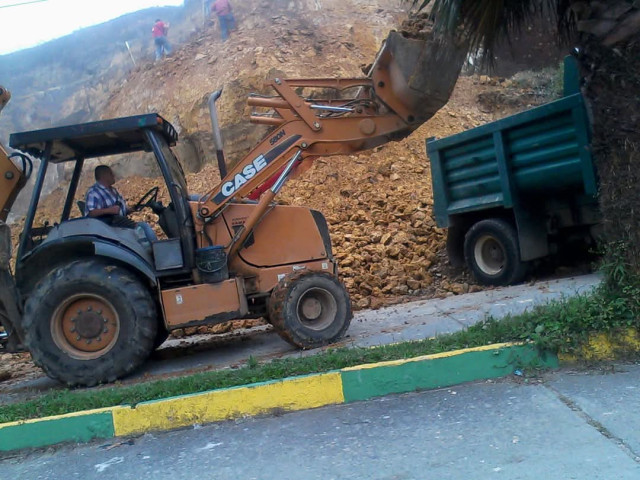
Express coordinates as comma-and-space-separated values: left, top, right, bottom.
22, 260, 157, 387
464, 219, 527, 286
268, 271, 352, 349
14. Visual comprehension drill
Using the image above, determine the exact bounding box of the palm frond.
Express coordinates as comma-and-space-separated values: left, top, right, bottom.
412, 0, 576, 57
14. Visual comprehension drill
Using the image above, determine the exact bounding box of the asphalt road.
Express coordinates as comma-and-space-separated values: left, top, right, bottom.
4, 362, 640, 479
1, 273, 601, 398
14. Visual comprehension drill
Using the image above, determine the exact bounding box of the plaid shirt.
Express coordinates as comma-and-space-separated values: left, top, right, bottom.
85, 182, 127, 217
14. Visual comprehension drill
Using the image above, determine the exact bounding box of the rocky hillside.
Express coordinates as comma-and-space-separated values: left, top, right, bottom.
100, 0, 404, 175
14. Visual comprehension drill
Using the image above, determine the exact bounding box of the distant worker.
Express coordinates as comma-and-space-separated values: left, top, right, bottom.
152, 18, 172, 61
211, 0, 236, 41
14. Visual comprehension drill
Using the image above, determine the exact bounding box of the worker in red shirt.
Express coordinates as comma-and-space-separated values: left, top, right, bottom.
211, 0, 236, 41
152, 19, 172, 61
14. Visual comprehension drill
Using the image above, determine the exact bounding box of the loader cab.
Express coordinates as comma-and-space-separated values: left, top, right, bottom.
9, 114, 195, 290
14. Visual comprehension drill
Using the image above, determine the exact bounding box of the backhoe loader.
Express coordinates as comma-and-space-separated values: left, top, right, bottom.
0, 31, 467, 386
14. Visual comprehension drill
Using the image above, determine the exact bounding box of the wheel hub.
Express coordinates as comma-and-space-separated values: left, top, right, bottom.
52, 294, 120, 359
301, 297, 322, 320
474, 235, 505, 275
73, 309, 105, 339
296, 287, 337, 331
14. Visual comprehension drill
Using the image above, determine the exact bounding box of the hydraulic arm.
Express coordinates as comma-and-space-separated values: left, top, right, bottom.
197, 31, 468, 258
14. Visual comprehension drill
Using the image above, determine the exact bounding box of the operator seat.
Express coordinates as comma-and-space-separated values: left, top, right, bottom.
78, 200, 156, 246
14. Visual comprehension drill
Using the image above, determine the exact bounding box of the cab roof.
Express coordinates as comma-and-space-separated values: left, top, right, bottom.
9, 114, 178, 164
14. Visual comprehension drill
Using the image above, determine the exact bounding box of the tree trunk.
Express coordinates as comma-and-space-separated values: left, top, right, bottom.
574, 2, 640, 277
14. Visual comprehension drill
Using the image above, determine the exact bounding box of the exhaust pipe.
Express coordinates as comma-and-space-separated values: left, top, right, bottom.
208, 90, 227, 180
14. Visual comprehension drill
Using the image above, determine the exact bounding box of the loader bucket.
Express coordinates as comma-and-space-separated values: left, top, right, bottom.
372, 30, 468, 125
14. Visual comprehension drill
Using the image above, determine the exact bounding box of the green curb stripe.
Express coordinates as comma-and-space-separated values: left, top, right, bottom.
340, 345, 557, 403
0, 410, 115, 452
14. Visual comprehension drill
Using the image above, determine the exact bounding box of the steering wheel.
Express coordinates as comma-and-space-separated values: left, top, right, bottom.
133, 186, 159, 212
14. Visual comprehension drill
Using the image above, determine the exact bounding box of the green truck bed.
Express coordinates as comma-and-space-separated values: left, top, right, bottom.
427, 91, 596, 228
424, 58, 599, 286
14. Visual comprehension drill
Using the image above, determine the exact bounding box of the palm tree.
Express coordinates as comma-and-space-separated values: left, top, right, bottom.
416, 0, 640, 279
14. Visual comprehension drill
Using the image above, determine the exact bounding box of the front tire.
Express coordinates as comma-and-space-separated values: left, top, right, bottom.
22, 260, 157, 387
268, 271, 352, 349
464, 219, 527, 286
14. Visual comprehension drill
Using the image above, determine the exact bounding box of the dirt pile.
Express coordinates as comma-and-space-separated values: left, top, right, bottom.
399, 12, 435, 39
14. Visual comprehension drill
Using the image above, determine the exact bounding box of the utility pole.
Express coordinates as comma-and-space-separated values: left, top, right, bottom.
125, 41, 136, 67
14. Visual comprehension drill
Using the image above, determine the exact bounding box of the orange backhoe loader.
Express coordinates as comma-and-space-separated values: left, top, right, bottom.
0, 31, 467, 386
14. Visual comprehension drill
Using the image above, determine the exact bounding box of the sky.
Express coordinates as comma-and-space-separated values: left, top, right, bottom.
0, 0, 184, 54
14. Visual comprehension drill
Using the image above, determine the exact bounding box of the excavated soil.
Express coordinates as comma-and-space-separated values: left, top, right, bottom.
399, 12, 435, 39
1, 0, 564, 386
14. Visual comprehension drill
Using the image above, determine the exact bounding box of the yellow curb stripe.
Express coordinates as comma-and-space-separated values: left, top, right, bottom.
112, 372, 344, 437
341, 342, 518, 371
559, 328, 640, 363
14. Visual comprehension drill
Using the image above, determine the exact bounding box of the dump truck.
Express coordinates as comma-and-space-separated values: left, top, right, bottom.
427, 57, 599, 286
0, 31, 468, 386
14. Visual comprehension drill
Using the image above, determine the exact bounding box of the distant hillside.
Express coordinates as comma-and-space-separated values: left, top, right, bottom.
0, 0, 202, 137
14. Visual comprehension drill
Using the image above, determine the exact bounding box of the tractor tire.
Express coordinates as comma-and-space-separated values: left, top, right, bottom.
464, 219, 528, 286
268, 271, 352, 349
22, 260, 157, 387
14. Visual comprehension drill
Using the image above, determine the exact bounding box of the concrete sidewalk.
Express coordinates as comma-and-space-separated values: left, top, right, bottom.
4, 364, 640, 479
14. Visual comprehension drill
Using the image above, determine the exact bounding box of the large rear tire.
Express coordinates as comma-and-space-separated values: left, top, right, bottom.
268, 271, 352, 349
464, 219, 528, 286
22, 260, 157, 387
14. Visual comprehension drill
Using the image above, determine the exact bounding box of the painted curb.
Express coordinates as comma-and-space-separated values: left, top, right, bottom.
341, 343, 557, 402
0, 408, 114, 452
0, 343, 555, 453
112, 372, 345, 437
558, 328, 640, 363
